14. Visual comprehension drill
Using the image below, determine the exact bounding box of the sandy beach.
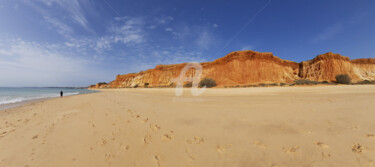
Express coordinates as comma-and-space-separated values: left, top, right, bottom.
1, 85, 375, 167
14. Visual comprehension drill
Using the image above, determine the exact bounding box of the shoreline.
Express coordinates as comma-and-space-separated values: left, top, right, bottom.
0, 98, 52, 111
3, 84, 373, 111
0, 90, 99, 111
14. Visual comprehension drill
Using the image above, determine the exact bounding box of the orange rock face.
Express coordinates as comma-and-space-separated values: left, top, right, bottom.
92, 50, 375, 88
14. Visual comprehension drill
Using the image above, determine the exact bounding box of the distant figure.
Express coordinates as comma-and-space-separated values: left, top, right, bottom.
60, 90, 63, 98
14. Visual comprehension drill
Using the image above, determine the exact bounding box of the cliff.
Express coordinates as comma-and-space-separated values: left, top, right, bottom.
92, 50, 375, 88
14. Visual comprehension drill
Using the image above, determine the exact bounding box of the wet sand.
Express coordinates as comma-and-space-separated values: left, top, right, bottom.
1, 85, 375, 167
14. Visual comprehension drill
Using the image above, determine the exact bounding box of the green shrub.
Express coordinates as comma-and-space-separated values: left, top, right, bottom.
133, 84, 138, 88
144, 83, 149, 88
322, 81, 329, 84
295, 79, 320, 85
335, 74, 351, 84
356, 80, 375, 85
258, 83, 266, 87
183, 82, 192, 87
269, 83, 278, 86
199, 78, 217, 88
280, 83, 286, 86
97, 82, 107, 85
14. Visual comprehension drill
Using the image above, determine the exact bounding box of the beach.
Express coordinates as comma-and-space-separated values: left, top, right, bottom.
1, 85, 375, 167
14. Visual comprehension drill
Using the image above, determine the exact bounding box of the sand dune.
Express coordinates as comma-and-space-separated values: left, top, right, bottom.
1, 85, 375, 167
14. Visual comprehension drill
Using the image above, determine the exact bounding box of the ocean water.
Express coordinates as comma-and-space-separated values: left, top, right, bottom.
0, 87, 96, 105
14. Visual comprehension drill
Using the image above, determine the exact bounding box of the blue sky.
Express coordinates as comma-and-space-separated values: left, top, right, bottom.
0, 0, 374, 87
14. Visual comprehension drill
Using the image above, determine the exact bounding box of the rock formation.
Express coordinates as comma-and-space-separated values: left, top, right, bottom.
91, 50, 375, 88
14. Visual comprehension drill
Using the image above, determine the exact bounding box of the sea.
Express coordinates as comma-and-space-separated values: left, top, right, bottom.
0, 87, 96, 106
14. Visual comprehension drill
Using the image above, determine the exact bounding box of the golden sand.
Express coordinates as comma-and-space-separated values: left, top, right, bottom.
1, 85, 375, 166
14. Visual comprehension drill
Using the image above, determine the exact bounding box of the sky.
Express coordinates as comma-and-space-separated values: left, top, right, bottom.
0, 0, 374, 87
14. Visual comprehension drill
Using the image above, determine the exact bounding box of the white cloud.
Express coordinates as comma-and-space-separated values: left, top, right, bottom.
43, 16, 73, 38
148, 25, 156, 29
155, 16, 174, 24
213, 24, 218, 28
196, 30, 215, 49
241, 45, 254, 51
108, 17, 145, 45
31, 0, 93, 33
311, 23, 344, 43
0, 38, 109, 87
64, 42, 75, 47
165, 27, 173, 32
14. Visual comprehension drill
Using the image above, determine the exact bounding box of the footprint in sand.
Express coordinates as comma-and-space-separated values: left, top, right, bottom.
153, 154, 164, 167
150, 124, 161, 131
352, 143, 365, 153
104, 153, 115, 164
23, 119, 29, 123
283, 146, 299, 153
321, 152, 331, 159
161, 134, 174, 141
144, 134, 151, 144
253, 140, 267, 149
185, 148, 195, 160
365, 134, 375, 138
194, 137, 204, 144
119, 143, 130, 151
216, 145, 226, 153
186, 137, 205, 144
315, 141, 329, 149
142, 118, 149, 123
32, 135, 38, 139
101, 138, 107, 145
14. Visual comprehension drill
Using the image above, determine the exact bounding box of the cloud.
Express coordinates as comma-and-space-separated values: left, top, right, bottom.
155, 16, 174, 24
240, 45, 254, 51
57, 17, 145, 53
165, 27, 173, 32
311, 23, 344, 43
43, 16, 73, 38
148, 25, 156, 29
29, 0, 93, 34
196, 30, 216, 49
107, 17, 145, 45
0, 38, 111, 87
213, 24, 218, 28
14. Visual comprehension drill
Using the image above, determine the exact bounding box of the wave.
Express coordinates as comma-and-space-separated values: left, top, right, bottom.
0, 92, 80, 105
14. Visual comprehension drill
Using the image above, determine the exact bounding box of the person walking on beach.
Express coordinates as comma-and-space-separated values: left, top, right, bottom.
60, 90, 63, 98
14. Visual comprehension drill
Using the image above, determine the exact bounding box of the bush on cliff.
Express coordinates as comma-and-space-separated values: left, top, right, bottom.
295, 79, 320, 85
144, 83, 149, 88
184, 82, 192, 87
335, 74, 351, 84
356, 80, 375, 85
199, 78, 217, 88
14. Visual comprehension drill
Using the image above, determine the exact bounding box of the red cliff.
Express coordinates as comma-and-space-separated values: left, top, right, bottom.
92, 50, 375, 88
